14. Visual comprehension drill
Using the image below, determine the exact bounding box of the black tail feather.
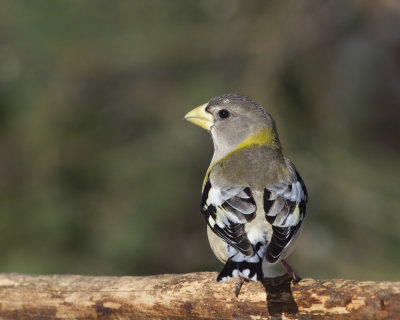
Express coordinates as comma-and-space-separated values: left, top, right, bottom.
216, 258, 264, 282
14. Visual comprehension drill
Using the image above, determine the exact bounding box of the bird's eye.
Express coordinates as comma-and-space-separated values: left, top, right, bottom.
218, 109, 230, 119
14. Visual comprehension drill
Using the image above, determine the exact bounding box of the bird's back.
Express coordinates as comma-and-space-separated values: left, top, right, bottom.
208, 145, 290, 191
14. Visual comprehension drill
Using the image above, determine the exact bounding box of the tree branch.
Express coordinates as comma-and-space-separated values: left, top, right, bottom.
0, 272, 398, 319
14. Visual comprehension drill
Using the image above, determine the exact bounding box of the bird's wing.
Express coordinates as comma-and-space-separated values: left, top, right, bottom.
201, 178, 256, 257
264, 170, 308, 263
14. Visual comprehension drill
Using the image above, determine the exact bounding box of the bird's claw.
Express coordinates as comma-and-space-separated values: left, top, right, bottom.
234, 276, 245, 297
269, 260, 302, 286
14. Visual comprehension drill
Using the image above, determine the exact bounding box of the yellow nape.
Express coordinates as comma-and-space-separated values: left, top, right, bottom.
235, 128, 277, 150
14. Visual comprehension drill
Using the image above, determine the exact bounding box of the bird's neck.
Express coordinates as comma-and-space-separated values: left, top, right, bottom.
211, 127, 280, 163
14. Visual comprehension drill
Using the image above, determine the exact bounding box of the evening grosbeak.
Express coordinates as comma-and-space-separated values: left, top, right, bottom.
184, 94, 308, 296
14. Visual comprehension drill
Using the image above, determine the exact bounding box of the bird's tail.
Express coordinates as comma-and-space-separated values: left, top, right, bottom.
216, 243, 266, 282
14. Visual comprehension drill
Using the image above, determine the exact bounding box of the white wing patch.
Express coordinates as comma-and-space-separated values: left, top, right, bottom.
201, 180, 257, 257
264, 171, 308, 263
269, 181, 305, 204
206, 187, 224, 207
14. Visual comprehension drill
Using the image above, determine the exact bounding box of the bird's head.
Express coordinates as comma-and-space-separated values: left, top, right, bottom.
184, 94, 281, 160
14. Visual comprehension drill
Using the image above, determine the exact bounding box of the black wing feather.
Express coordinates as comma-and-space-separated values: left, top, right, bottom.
201, 179, 256, 257
265, 170, 307, 263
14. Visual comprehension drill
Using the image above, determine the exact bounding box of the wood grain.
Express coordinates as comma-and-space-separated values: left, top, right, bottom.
0, 272, 398, 319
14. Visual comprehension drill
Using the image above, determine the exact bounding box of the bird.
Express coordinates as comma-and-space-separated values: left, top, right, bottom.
184, 94, 308, 296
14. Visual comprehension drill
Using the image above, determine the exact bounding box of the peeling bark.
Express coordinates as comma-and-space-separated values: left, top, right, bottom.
0, 272, 398, 319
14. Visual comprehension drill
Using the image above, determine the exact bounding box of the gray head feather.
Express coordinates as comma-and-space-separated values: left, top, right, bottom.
207, 93, 270, 119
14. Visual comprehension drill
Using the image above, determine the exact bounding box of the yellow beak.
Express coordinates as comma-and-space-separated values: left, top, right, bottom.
183, 103, 213, 131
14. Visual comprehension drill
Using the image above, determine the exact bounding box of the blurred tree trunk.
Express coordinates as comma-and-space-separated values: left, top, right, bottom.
0, 272, 398, 319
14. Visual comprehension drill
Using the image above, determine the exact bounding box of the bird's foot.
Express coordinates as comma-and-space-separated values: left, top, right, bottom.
270, 260, 302, 286
234, 276, 245, 297
270, 272, 293, 286
281, 259, 302, 283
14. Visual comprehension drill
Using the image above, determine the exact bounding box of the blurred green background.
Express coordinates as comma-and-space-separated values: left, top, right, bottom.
0, 1, 399, 280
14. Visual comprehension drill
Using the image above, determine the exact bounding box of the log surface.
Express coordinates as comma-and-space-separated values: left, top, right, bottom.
0, 272, 399, 319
